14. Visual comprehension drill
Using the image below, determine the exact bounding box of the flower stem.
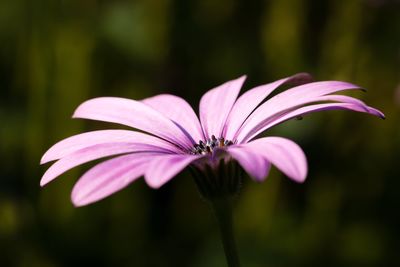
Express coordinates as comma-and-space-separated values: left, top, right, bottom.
210, 197, 241, 267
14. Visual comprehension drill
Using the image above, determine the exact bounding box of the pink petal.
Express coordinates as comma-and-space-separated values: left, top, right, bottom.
142, 94, 205, 142
239, 96, 384, 143
71, 153, 155, 207
144, 154, 201, 189
199, 76, 246, 140
260, 102, 385, 134
244, 137, 308, 183
224, 73, 313, 140
235, 81, 364, 143
40, 143, 169, 186
227, 146, 271, 182
41, 130, 181, 164
73, 97, 194, 150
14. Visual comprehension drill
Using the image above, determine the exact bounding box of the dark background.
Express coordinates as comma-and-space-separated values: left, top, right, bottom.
1, 0, 399, 266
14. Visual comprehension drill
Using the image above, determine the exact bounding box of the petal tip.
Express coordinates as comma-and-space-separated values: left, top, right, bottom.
39, 178, 48, 187
234, 75, 247, 85
71, 198, 85, 207
289, 173, 307, 184
367, 107, 385, 119
71, 109, 81, 119
144, 176, 163, 189
149, 184, 162, 189
71, 191, 87, 207
40, 156, 47, 165
40, 151, 56, 164
40, 148, 55, 164
252, 175, 267, 183
289, 72, 314, 86
298, 175, 307, 184
71, 103, 83, 118
71, 98, 96, 118
71, 197, 89, 207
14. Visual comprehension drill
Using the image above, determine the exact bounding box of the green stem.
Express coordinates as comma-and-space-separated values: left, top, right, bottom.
210, 197, 241, 267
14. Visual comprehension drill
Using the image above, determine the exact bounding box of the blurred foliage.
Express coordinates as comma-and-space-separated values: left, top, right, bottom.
1, 0, 399, 266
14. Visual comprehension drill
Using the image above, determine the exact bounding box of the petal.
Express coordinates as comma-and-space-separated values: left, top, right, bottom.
239, 96, 384, 143
142, 94, 204, 142
73, 97, 194, 150
224, 73, 313, 140
40, 142, 169, 186
227, 146, 271, 182
199, 76, 246, 140
244, 137, 307, 183
144, 154, 201, 189
41, 130, 181, 164
71, 153, 154, 207
235, 81, 365, 143
261, 102, 385, 133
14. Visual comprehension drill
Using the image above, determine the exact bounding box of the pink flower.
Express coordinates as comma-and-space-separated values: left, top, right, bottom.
40, 73, 384, 206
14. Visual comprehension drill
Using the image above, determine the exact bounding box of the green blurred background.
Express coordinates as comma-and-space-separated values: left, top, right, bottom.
1, 0, 399, 266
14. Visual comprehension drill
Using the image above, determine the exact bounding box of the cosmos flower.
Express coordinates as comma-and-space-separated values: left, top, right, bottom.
40, 73, 384, 206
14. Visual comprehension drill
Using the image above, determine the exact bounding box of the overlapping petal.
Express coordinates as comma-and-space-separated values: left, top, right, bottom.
241, 137, 307, 183
227, 146, 271, 182
224, 73, 313, 140
145, 154, 202, 189
40, 143, 170, 186
73, 97, 195, 150
199, 76, 246, 140
71, 153, 156, 207
142, 94, 204, 142
41, 130, 181, 164
262, 102, 384, 133
235, 81, 369, 143
238, 95, 383, 143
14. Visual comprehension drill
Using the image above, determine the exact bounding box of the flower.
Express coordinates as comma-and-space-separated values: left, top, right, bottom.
40, 73, 384, 206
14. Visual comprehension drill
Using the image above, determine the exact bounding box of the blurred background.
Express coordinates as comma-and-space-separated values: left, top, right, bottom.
1, 0, 399, 266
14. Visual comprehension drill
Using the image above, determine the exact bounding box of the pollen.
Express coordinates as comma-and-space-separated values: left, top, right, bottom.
191, 135, 233, 155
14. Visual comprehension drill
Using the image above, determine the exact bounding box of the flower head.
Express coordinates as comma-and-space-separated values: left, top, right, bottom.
40, 73, 384, 206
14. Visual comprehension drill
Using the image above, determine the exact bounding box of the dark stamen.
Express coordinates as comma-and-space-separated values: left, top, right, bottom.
199, 140, 205, 149
219, 137, 225, 147
191, 136, 233, 155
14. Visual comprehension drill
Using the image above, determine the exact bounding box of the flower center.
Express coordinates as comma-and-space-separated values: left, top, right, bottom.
190, 135, 233, 155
